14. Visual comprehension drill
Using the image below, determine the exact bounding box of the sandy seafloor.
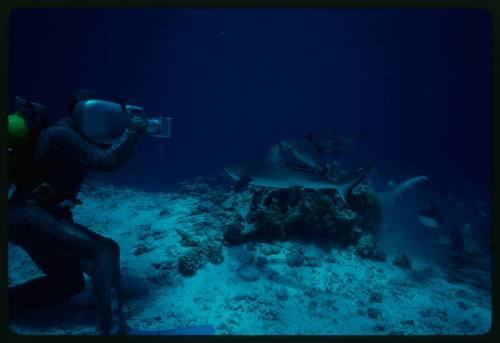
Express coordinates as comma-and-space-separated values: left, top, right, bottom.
8, 179, 492, 335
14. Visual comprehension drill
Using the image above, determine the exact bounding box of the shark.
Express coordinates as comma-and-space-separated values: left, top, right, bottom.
379, 176, 429, 204
224, 159, 375, 203
267, 139, 326, 174
417, 206, 444, 229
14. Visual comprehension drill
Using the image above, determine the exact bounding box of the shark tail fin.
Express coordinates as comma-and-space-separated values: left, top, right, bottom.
337, 160, 376, 203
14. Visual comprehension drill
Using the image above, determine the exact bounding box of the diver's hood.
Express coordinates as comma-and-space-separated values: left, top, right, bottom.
72, 99, 143, 145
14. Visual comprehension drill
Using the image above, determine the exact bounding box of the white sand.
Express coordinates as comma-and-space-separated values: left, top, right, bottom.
8, 182, 491, 335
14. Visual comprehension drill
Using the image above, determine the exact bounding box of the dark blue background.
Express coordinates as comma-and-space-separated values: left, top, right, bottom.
9, 9, 492, 201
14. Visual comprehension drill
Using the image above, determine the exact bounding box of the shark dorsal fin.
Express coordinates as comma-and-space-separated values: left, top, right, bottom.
266, 144, 281, 163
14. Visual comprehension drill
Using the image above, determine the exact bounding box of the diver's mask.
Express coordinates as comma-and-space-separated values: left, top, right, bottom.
72, 99, 172, 145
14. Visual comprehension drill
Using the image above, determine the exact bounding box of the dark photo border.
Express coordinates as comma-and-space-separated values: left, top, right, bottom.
0, 1, 498, 343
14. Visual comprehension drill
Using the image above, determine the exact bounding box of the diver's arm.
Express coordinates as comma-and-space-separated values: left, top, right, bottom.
52, 127, 140, 171
93, 130, 140, 171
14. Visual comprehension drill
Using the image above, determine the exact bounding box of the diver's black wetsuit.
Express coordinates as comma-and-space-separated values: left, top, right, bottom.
8, 117, 140, 332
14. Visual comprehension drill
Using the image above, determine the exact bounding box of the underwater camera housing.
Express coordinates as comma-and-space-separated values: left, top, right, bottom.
72, 99, 172, 145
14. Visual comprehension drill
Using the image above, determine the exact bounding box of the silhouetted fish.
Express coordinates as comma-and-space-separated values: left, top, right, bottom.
306, 128, 370, 155
417, 206, 444, 228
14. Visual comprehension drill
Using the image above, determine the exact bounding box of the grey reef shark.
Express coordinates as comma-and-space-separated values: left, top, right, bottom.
224, 157, 376, 204
379, 176, 429, 205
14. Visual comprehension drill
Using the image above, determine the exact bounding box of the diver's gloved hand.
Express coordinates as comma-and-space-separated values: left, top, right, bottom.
53, 200, 75, 220
128, 116, 147, 138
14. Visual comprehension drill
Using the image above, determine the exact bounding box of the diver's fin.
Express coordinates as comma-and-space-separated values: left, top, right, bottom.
126, 325, 215, 335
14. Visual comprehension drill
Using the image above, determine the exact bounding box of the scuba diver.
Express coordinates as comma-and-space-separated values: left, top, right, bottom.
8, 90, 147, 335
8, 91, 213, 335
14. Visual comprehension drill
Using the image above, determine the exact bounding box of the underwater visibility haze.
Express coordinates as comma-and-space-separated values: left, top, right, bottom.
7, 8, 492, 335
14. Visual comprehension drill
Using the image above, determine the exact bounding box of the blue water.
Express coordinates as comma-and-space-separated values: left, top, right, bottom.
8, 8, 492, 335
9, 8, 492, 192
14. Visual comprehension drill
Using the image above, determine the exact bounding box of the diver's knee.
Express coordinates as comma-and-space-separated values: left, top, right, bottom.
100, 237, 120, 257
108, 238, 120, 256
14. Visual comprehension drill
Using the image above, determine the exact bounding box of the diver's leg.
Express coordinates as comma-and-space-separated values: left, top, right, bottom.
9, 205, 124, 333
45, 222, 124, 334
79, 235, 124, 334
8, 252, 84, 311
8, 206, 85, 311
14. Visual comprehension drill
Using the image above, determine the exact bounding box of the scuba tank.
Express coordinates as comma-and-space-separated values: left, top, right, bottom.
8, 112, 30, 176
7, 113, 29, 199
8, 97, 48, 199
72, 99, 172, 145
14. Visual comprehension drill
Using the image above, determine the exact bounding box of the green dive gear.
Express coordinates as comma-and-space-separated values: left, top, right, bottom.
7, 97, 47, 188
9, 113, 29, 139
8, 113, 30, 182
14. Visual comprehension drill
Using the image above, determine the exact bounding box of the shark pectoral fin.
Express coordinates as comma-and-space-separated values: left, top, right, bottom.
233, 175, 252, 192
336, 187, 347, 204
